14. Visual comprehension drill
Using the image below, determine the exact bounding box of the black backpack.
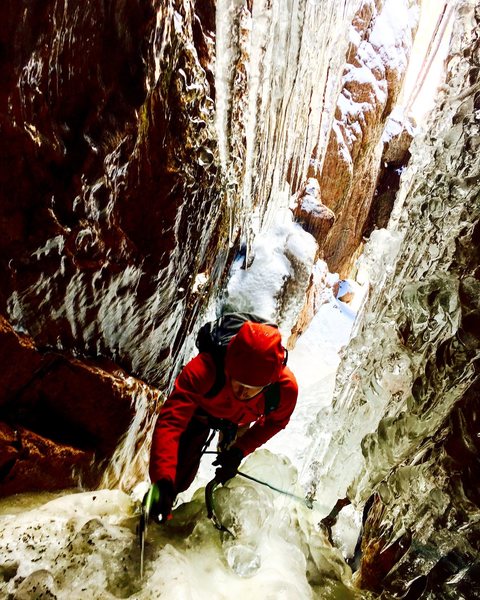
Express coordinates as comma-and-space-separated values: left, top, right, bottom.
195, 312, 285, 415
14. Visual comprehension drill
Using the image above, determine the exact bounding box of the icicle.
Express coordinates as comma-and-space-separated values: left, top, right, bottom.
215, 0, 245, 170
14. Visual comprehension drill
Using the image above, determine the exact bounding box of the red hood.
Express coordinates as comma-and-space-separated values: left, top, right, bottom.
224, 322, 285, 387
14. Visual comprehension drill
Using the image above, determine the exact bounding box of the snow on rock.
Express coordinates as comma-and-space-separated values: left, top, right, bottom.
381, 106, 417, 164
222, 209, 317, 340
369, 0, 419, 73
293, 178, 336, 246
312, 0, 420, 276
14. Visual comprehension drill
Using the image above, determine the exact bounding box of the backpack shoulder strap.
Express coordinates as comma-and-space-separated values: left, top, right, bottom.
204, 351, 226, 398
263, 382, 281, 415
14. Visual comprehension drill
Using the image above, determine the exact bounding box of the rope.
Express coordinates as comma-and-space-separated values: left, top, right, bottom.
237, 471, 313, 508
202, 451, 313, 508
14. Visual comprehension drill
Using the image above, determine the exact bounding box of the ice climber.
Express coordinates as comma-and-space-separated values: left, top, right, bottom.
148, 320, 298, 522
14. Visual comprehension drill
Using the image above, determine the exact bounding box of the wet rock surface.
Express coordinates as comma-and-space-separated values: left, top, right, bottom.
0, 426, 94, 498
2, 1, 478, 595
0, 0, 225, 494
0, 0, 227, 385
0, 317, 161, 495
1, 0, 361, 496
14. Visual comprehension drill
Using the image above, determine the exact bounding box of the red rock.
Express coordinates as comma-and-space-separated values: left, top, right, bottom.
310, 1, 419, 276
0, 316, 43, 407
0, 315, 161, 496
293, 179, 336, 245
0, 422, 19, 477
0, 425, 95, 497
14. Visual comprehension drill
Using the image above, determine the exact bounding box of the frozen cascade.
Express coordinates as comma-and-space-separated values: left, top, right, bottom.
0, 452, 359, 599
304, 0, 480, 595
1, 1, 479, 600
215, 0, 360, 248
99, 382, 163, 492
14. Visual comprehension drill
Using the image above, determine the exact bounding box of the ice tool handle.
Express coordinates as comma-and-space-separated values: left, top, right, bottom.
142, 482, 161, 519
138, 482, 161, 579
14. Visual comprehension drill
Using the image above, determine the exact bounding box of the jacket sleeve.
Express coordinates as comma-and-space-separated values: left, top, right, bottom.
234, 367, 298, 457
149, 354, 215, 484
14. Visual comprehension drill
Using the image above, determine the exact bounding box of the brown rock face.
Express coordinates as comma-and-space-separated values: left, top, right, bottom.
0, 424, 95, 497
0, 0, 420, 497
0, 0, 225, 494
0, 316, 161, 495
363, 111, 415, 236
310, 0, 419, 276
0, 0, 225, 388
353, 494, 412, 592
293, 179, 336, 246
0, 316, 43, 404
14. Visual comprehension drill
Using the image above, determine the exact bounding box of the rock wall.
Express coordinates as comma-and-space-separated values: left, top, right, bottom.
0, 0, 360, 495
0, 316, 161, 494
0, 0, 227, 495
0, 0, 226, 383
310, 0, 419, 276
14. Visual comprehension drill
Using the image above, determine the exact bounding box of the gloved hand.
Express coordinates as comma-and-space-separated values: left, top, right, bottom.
213, 447, 244, 484
150, 479, 176, 523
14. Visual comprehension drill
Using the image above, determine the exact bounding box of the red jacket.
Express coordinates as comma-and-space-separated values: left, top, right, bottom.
149, 352, 298, 484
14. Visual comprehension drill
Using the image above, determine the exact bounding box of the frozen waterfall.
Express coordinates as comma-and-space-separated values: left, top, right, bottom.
1, 0, 479, 599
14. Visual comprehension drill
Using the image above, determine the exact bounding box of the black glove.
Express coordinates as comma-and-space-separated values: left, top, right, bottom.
213, 447, 244, 484
150, 479, 176, 523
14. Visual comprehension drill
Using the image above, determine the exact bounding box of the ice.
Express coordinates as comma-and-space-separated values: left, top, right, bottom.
3, 0, 475, 596
225, 543, 261, 577
0, 452, 358, 599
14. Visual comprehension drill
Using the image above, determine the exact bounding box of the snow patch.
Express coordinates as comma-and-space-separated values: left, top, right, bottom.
223, 210, 317, 338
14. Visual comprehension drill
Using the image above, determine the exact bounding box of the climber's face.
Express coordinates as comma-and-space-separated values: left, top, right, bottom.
230, 379, 265, 401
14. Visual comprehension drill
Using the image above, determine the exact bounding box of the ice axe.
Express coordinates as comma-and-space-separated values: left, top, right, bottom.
205, 477, 235, 536
138, 482, 160, 579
